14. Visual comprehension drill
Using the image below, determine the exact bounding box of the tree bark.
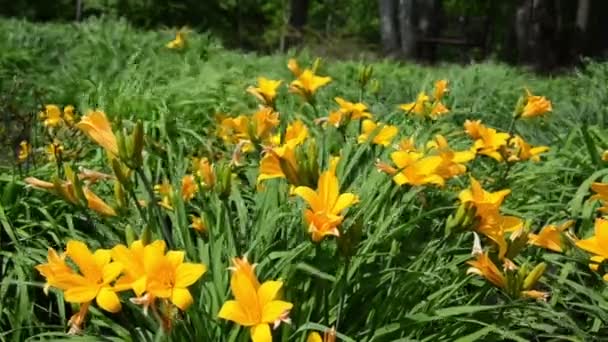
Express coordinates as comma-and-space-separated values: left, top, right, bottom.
378, 0, 399, 53
398, 0, 416, 58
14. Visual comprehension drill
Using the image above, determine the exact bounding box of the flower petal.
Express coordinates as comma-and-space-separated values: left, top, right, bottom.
251, 323, 272, 342
175, 263, 207, 288
218, 300, 255, 326
257, 281, 283, 308
332, 193, 358, 215
66, 241, 99, 280
171, 287, 194, 311
64, 286, 99, 304
96, 287, 121, 313
293, 186, 320, 211
261, 300, 293, 324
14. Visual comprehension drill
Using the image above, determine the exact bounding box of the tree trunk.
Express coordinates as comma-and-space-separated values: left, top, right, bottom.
398, 0, 416, 58
576, 0, 591, 33
289, 0, 310, 32
378, 0, 399, 53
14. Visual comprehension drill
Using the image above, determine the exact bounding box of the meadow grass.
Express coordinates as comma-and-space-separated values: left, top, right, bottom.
2, 17, 608, 341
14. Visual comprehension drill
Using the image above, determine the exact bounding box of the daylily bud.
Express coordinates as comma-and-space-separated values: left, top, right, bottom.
131, 120, 144, 167
358, 65, 373, 89
370, 79, 380, 96
114, 180, 127, 210
140, 225, 151, 246
64, 164, 86, 205
312, 58, 322, 73
523, 262, 546, 290
116, 131, 129, 162
111, 159, 131, 189
125, 224, 136, 246
513, 96, 525, 119
216, 162, 232, 198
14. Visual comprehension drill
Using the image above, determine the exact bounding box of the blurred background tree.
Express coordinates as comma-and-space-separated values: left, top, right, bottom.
0, 0, 606, 69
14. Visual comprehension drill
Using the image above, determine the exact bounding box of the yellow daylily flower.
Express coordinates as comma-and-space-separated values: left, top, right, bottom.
252, 107, 280, 140
218, 115, 251, 145
289, 69, 332, 101
154, 179, 174, 210
357, 120, 398, 146
458, 177, 511, 218
258, 120, 309, 184
193, 157, 216, 188
467, 251, 506, 289
508, 135, 549, 162
167, 30, 186, 49
528, 220, 574, 253
248, 77, 282, 106
395, 137, 418, 152
477, 213, 523, 259
59, 241, 123, 312
46, 140, 64, 162
430, 101, 449, 118
293, 158, 359, 242
218, 257, 293, 342
399, 92, 429, 116
40, 104, 63, 127
576, 218, 608, 259
63, 105, 76, 125
591, 182, 608, 213
521, 89, 552, 118
228, 256, 260, 290
111, 240, 167, 296
145, 250, 207, 310
190, 215, 207, 233
35, 247, 74, 295
464, 119, 483, 140
76, 110, 119, 156
433, 79, 449, 101
390, 151, 444, 187
333, 97, 372, 123
468, 122, 510, 161
18, 140, 31, 163
426, 135, 475, 180
287, 58, 302, 77
181, 174, 198, 202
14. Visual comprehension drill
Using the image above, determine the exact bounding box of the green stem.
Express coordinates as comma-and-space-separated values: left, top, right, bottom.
336, 257, 350, 330
135, 167, 174, 248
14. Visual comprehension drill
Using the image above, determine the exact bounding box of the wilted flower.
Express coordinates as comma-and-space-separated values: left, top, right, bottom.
46, 140, 64, 162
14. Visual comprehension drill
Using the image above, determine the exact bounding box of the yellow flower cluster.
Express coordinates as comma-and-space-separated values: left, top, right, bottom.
36, 240, 206, 333
399, 80, 450, 119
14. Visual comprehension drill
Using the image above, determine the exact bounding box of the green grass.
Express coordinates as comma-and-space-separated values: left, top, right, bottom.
2, 17, 608, 341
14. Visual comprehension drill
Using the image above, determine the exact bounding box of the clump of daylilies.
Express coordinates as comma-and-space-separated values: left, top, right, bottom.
36, 239, 206, 333
31, 54, 604, 341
